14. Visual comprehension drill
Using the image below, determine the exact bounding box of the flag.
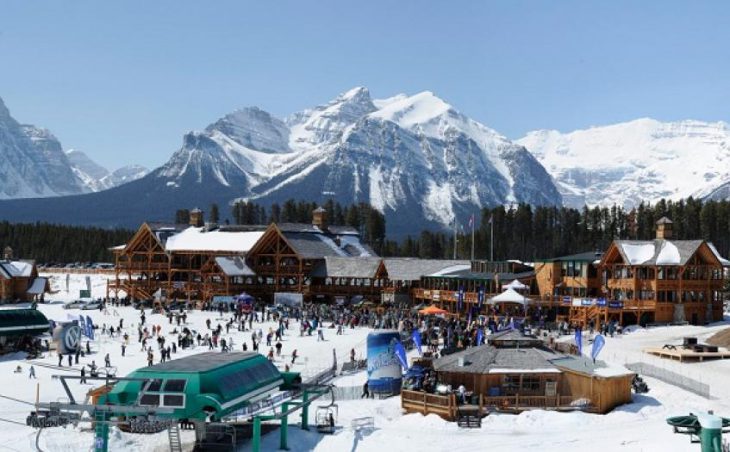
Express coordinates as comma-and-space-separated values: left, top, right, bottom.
457, 286, 464, 311
412, 330, 422, 356
476, 328, 484, 345
86, 315, 94, 340
591, 334, 605, 362
575, 328, 583, 355
467, 307, 473, 325
488, 215, 493, 224
508, 318, 515, 330
394, 341, 408, 370
468, 214, 474, 228
477, 285, 485, 309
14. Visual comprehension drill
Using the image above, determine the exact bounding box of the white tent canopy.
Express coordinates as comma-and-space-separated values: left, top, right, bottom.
501, 279, 529, 291
488, 287, 531, 306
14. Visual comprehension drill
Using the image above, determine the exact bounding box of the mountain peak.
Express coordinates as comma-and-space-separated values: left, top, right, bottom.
370, 90, 452, 128
206, 106, 290, 153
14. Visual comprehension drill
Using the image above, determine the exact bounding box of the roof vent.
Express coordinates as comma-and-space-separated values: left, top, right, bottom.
656, 216, 673, 239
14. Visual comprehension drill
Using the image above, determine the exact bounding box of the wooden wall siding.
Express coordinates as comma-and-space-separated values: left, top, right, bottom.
560, 370, 633, 414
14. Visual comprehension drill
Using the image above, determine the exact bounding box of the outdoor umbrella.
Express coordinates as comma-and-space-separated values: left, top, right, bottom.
418, 305, 449, 315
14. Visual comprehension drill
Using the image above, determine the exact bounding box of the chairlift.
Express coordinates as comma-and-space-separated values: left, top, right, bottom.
315, 404, 338, 434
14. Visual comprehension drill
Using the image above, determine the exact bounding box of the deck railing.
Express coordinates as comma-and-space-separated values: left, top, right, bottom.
401, 390, 596, 421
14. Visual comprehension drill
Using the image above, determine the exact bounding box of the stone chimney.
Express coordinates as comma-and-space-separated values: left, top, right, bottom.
656, 216, 673, 239
312, 207, 328, 231
189, 208, 204, 228
2, 246, 12, 260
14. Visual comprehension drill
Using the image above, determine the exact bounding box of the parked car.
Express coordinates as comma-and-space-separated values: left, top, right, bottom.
81, 300, 103, 310
63, 300, 88, 309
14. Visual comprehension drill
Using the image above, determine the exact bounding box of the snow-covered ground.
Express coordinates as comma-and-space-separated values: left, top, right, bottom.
0, 272, 728, 451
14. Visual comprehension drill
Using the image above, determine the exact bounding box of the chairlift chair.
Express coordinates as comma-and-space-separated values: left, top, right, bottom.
315, 404, 338, 434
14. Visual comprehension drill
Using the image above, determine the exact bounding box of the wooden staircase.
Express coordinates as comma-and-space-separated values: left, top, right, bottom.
569, 304, 604, 328
456, 407, 482, 428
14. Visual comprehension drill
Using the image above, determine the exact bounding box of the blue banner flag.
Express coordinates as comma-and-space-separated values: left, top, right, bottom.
575, 328, 583, 355
477, 285, 485, 309
457, 286, 464, 311
477, 328, 484, 345
394, 341, 408, 370
591, 334, 606, 362
412, 330, 423, 356
86, 315, 94, 340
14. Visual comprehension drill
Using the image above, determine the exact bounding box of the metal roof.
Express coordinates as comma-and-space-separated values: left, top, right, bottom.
136, 351, 260, 373
282, 231, 374, 259
0, 309, 49, 336
215, 257, 256, 277
383, 258, 470, 281
425, 268, 535, 281
310, 257, 382, 278
540, 251, 604, 263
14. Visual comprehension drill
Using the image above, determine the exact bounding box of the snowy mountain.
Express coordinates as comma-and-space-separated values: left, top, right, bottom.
0, 97, 88, 199
518, 118, 730, 209
66, 150, 149, 192
0, 88, 561, 234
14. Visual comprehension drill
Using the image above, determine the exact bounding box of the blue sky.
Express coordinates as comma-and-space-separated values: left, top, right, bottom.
1, 1, 728, 169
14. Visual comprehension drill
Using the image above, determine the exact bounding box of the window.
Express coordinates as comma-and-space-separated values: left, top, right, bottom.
163, 379, 187, 392
521, 376, 540, 392
144, 379, 163, 392
502, 375, 520, 394
163, 394, 185, 408
139, 394, 160, 406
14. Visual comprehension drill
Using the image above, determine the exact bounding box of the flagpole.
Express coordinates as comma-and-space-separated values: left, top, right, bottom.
453, 217, 457, 259
470, 214, 475, 262
490, 215, 494, 261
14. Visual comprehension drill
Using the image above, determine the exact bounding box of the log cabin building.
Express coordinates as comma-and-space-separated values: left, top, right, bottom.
0, 248, 49, 303
109, 208, 381, 304
534, 218, 729, 327
401, 330, 634, 420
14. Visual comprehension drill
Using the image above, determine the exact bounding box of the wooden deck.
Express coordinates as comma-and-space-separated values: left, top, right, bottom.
644, 347, 730, 362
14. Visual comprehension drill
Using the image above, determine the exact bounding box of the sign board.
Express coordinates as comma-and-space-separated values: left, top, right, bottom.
211, 296, 234, 305
79, 290, 91, 299
274, 292, 303, 307
562, 296, 572, 305
433, 290, 441, 300
545, 381, 557, 397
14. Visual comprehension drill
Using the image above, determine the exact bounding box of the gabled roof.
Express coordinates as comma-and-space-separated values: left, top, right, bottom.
310, 257, 383, 278
610, 239, 706, 266
165, 227, 265, 253
433, 344, 560, 374
215, 256, 256, 276
280, 231, 375, 259
383, 259, 470, 281
0, 260, 34, 279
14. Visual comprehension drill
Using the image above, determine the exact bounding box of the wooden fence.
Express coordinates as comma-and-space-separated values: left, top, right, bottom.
401, 390, 596, 421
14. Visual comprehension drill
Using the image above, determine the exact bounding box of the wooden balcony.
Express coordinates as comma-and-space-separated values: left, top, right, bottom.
401, 390, 597, 421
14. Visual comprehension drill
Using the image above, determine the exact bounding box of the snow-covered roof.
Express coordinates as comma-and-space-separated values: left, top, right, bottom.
27, 277, 48, 295
613, 239, 710, 266
164, 227, 264, 253
214, 256, 255, 276
707, 242, 730, 266
0, 260, 34, 279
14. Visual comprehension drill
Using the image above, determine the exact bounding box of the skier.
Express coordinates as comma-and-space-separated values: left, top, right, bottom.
29, 365, 36, 379
361, 381, 370, 399
80, 366, 87, 384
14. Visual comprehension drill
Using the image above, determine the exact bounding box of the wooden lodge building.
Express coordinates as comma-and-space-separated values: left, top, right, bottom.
401, 330, 634, 420
0, 248, 49, 304
111, 212, 728, 327
534, 217, 729, 327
